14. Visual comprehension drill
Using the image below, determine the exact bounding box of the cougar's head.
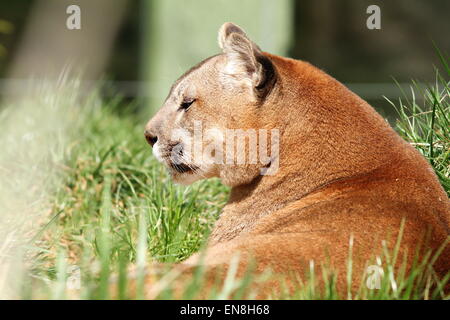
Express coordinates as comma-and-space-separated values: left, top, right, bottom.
144, 23, 278, 186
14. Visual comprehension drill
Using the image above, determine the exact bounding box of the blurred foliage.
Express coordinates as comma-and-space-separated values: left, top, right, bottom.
290, 0, 450, 83
0, 0, 31, 75
0, 19, 14, 58
0, 0, 449, 123
1, 0, 449, 83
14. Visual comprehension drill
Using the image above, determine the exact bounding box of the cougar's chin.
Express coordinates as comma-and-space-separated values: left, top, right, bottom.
165, 160, 198, 185
170, 169, 200, 185
169, 161, 218, 185
169, 161, 196, 174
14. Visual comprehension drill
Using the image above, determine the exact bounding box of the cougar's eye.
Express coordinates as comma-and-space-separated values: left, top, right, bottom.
179, 98, 195, 111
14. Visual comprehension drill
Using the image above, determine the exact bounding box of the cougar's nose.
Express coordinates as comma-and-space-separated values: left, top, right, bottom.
145, 109, 164, 147
144, 129, 158, 147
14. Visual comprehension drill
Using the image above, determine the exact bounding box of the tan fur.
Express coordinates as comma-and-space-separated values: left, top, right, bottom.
143, 23, 450, 298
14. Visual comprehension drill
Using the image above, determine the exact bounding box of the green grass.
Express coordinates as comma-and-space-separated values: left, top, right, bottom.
387, 48, 449, 195
23, 100, 229, 298
2, 59, 449, 299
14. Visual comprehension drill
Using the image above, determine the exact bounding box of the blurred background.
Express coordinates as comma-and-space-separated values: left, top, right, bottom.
0, 0, 449, 121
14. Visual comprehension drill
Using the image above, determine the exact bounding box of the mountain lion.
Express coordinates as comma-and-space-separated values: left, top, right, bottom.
143, 23, 449, 297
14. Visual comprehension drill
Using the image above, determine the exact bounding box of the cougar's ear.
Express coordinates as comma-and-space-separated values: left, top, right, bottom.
217, 22, 276, 100
218, 22, 249, 50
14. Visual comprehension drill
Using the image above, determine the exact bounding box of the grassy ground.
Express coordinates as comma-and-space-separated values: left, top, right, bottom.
23, 99, 229, 299
387, 50, 449, 196
2, 60, 449, 299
